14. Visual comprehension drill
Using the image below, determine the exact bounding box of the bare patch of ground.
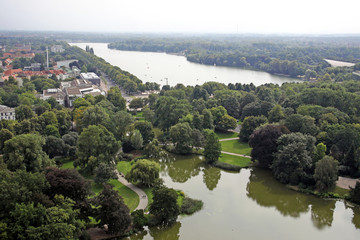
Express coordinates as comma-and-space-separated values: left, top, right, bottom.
336, 176, 360, 190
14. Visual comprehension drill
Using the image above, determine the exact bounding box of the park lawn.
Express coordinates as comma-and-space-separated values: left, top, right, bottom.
60, 160, 139, 211
135, 111, 143, 118
142, 187, 154, 211
221, 140, 252, 156
215, 130, 238, 139
218, 153, 252, 167
109, 179, 139, 212
334, 186, 350, 197
117, 161, 133, 175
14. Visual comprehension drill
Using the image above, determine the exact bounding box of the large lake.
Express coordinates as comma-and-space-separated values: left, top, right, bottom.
70, 42, 300, 87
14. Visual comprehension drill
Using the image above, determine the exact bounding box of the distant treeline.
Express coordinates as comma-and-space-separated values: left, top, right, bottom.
108, 36, 360, 78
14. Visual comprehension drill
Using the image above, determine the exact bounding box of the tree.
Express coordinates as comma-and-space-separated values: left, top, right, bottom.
272, 133, 316, 185
144, 139, 161, 158
94, 162, 117, 184
129, 98, 144, 109
134, 121, 155, 144
15, 105, 35, 122
204, 131, 221, 164
239, 115, 267, 142
314, 156, 339, 192
130, 129, 143, 150
44, 136, 66, 158
191, 128, 205, 150
249, 124, 289, 168
217, 114, 237, 131
150, 186, 180, 224
93, 184, 131, 234
284, 114, 319, 136
107, 87, 126, 111
110, 111, 135, 140
76, 125, 120, 173
202, 109, 214, 130
169, 122, 193, 154
268, 104, 285, 123
349, 182, 360, 205
126, 159, 160, 187
45, 167, 91, 202
3, 134, 53, 172
81, 105, 110, 130
131, 210, 147, 230
44, 124, 60, 138
0, 129, 13, 154
314, 143, 327, 163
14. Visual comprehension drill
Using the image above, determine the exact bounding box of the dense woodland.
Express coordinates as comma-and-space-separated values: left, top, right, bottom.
1, 35, 360, 239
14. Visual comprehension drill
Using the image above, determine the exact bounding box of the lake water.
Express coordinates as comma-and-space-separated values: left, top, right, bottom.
69, 42, 359, 239
130, 153, 360, 240
70, 42, 300, 87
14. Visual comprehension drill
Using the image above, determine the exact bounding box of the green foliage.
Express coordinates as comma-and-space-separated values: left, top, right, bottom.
204, 131, 221, 164
180, 197, 203, 215
75, 125, 120, 173
268, 104, 285, 123
15, 105, 35, 122
314, 156, 339, 192
314, 143, 327, 163
272, 133, 316, 185
134, 121, 155, 144
0, 129, 14, 154
107, 87, 126, 111
126, 159, 160, 187
131, 210, 148, 229
150, 186, 180, 224
129, 129, 144, 150
92, 184, 131, 235
249, 124, 289, 168
239, 115, 267, 142
94, 162, 117, 184
144, 139, 161, 158
3, 134, 53, 172
349, 182, 360, 205
170, 122, 193, 154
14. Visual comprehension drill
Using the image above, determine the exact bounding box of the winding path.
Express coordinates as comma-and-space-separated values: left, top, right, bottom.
116, 171, 148, 211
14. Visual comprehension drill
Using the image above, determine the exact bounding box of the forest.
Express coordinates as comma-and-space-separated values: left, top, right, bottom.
1, 35, 360, 239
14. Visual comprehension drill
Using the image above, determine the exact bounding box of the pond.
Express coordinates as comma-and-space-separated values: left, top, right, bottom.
129, 153, 359, 240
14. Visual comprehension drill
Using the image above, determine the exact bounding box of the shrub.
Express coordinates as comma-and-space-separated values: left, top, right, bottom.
180, 197, 203, 215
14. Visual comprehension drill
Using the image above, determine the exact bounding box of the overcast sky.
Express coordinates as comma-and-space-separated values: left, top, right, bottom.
1, 0, 360, 34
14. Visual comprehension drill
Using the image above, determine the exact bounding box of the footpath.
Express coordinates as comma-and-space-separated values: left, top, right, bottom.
116, 171, 148, 211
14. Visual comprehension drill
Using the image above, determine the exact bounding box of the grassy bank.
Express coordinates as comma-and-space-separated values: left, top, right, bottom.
218, 153, 252, 167
215, 130, 238, 139
221, 140, 252, 156
61, 160, 139, 211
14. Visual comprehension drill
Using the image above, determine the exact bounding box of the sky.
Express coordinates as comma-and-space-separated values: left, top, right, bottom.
1, 0, 360, 34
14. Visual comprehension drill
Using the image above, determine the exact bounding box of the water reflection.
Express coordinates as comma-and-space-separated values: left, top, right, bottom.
149, 222, 181, 240
202, 166, 221, 191
311, 201, 335, 229
158, 152, 203, 183
246, 168, 310, 217
345, 203, 360, 229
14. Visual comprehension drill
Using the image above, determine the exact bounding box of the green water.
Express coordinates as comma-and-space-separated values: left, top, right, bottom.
129, 153, 360, 239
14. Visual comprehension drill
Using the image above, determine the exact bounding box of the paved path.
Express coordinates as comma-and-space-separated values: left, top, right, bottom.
116, 171, 148, 211
219, 137, 239, 142
221, 151, 251, 158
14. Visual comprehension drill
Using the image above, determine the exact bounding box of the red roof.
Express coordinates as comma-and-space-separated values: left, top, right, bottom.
4, 69, 22, 76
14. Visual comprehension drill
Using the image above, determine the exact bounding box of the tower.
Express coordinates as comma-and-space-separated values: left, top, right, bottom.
46, 47, 49, 70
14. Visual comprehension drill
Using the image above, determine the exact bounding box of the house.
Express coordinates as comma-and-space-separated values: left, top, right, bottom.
41, 88, 66, 106
30, 63, 41, 71
80, 72, 101, 86
72, 66, 81, 77
51, 45, 65, 53
0, 105, 16, 120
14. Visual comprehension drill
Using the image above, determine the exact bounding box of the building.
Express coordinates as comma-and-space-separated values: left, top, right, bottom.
80, 72, 101, 86
0, 105, 16, 120
41, 88, 66, 106
51, 45, 65, 53
64, 85, 105, 107
72, 66, 81, 77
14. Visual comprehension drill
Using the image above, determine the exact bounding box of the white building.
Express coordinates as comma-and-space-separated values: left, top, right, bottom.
41, 88, 66, 106
80, 72, 101, 86
0, 105, 16, 120
51, 45, 65, 53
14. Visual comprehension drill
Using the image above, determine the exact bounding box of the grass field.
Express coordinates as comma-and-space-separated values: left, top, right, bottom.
61, 160, 139, 211
215, 130, 238, 139
117, 161, 133, 175
221, 140, 252, 156
218, 153, 252, 167
109, 179, 139, 212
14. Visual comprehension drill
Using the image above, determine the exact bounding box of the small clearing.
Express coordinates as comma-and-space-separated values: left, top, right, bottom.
336, 176, 360, 190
